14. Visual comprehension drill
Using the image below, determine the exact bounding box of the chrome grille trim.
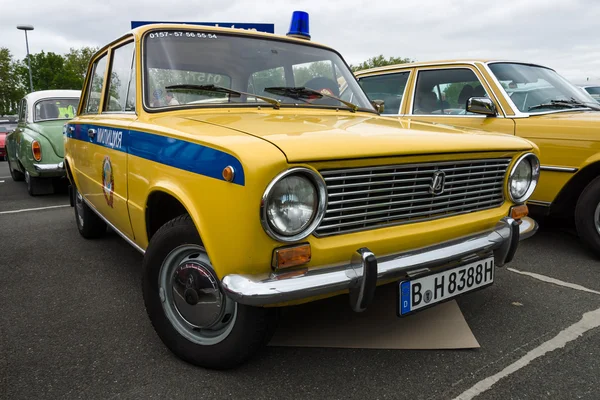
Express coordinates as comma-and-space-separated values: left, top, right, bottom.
316, 158, 511, 236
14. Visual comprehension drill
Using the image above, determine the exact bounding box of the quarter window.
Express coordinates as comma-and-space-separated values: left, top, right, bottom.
105, 41, 135, 112
359, 72, 410, 114
413, 68, 489, 115
84, 54, 108, 114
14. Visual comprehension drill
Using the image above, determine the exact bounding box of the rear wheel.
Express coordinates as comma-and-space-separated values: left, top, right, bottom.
74, 185, 106, 238
142, 214, 278, 369
7, 158, 24, 182
575, 176, 600, 258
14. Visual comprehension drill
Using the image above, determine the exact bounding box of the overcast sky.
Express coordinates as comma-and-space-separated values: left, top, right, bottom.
3, 0, 599, 82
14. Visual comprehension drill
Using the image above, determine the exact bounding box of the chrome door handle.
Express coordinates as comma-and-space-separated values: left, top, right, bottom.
88, 128, 96, 139
68, 126, 75, 133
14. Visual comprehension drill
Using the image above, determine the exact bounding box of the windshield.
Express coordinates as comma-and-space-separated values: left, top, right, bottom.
143, 29, 374, 112
488, 63, 598, 113
584, 86, 600, 103
34, 98, 79, 121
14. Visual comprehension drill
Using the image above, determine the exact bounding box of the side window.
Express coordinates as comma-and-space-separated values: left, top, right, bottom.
105, 42, 135, 112
359, 72, 410, 114
83, 54, 108, 114
413, 68, 489, 115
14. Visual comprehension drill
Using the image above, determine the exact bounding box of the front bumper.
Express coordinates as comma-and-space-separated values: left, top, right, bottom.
33, 161, 65, 177
222, 216, 537, 311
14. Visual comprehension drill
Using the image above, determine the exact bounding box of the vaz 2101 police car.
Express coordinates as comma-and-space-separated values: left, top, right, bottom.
64, 12, 540, 369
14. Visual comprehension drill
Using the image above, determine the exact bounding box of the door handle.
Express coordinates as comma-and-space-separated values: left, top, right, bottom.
68, 126, 75, 133
88, 128, 96, 139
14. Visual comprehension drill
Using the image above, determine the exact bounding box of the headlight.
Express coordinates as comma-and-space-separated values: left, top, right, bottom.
508, 153, 540, 203
261, 168, 327, 242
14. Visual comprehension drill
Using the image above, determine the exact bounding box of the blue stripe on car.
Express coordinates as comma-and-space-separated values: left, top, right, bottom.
66, 123, 245, 186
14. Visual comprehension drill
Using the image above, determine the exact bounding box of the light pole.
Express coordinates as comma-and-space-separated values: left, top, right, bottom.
17, 25, 34, 93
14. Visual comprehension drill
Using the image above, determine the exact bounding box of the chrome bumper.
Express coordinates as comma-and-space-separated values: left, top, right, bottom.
33, 162, 65, 174
222, 216, 537, 311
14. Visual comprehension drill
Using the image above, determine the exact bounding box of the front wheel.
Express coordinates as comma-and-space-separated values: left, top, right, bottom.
575, 176, 600, 258
142, 215, 278, 369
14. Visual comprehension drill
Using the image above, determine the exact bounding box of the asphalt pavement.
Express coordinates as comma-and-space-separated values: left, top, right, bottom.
1, 160, 599, 400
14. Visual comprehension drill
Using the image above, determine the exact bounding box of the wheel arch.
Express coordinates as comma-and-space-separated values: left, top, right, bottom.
551, 160, 600, 217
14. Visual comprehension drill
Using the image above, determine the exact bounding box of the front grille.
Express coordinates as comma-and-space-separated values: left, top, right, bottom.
316, 158, 511, 236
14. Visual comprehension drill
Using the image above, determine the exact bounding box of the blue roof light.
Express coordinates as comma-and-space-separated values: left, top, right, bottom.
287, 11, 310, 40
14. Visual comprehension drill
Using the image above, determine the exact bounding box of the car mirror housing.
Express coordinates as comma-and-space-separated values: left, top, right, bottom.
371, 100, 385, 114
467, 97, 497, 116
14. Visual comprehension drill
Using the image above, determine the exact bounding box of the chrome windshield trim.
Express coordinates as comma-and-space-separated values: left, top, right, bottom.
540, 165, 578, 173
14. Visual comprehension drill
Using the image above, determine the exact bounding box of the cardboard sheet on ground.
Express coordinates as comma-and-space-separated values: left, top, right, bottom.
269, 284, 480, 349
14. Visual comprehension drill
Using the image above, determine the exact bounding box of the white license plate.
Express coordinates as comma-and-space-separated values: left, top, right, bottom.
398, 257, 495, 316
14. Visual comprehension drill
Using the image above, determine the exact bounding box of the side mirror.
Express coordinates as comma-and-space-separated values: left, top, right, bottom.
466, 97, 497, 116
371, 99, 385, 114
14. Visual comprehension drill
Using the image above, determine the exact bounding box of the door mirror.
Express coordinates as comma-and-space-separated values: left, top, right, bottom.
467, 97, 497, 116
371, 99, 385, 114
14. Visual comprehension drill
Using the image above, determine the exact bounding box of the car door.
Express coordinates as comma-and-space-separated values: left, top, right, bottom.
403, 65, 516, 134
8, 99, 27, 167
73, 39, 136, 239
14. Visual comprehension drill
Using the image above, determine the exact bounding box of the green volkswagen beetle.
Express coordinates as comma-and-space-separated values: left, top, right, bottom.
6, 90, 81, 195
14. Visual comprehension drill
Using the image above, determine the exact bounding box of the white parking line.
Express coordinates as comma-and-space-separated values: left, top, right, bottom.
0, 205, 70, 215
507, 267, 600, 296
453, 307, 600, 400
0, 176, 11, 179
0, 180, 4, 183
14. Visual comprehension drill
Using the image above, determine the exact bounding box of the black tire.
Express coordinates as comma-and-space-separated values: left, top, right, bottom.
73, 184, 106, 239
574, 176, 600, 258
7, 158, 24, 182
142, 214, 278, 370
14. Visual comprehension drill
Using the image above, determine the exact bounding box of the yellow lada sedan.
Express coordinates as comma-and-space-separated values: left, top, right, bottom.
65, 25, 540, 369
355, 60, 600, 257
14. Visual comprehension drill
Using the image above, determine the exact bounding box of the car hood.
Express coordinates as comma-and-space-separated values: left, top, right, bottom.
523, 111, 600, 142
27, 120, 66, 157
182, 112, 533, 162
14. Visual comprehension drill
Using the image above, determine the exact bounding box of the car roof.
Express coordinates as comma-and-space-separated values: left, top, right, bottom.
354, 59, 553, 76
24, 90, 82, 103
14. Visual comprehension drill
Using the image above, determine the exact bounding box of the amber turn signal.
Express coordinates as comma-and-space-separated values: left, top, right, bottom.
272, 243, 311, 270
32, 141, 42, 161
222, 166, 235, 182
510, 204, 529, 220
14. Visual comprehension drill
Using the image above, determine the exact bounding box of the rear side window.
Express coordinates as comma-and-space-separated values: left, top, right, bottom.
84, 54, 108, 114
359, 72, 410, 114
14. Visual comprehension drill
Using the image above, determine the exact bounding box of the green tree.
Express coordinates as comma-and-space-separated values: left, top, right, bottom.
16, 51, 81, 91
64, 46, 98, 86
350, 55, 414, 72
0, 48, 25, 115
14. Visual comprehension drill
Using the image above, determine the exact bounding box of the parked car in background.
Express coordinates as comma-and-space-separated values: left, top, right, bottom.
0, 126, 8, 161
575, 83, 600, 104
355, 60, 600, 257
6, 90, 81, 195
65, 23, 540, 369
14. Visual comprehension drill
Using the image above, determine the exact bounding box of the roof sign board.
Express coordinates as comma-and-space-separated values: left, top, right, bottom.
131, 21, 274, 33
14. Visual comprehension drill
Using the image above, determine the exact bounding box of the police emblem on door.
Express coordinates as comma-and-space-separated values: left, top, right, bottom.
429, 170, 446, 195
102, 156, 114, 208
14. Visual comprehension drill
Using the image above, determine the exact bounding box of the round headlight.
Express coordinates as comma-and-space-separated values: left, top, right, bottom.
261, 168, 327, 242
508, 153, 540, 203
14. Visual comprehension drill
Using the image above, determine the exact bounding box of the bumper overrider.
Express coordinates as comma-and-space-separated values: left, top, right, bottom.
222, 216, 537, 312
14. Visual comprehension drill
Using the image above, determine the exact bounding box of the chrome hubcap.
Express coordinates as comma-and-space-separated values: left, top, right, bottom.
75, 190, 84, 227
595, 202, 600, 236
159, 244, 236, 345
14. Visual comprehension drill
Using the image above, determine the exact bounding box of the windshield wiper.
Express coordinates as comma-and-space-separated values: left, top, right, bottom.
528, 97, 599, 111
165, 84, 281, 109
264, 86, 358, 112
